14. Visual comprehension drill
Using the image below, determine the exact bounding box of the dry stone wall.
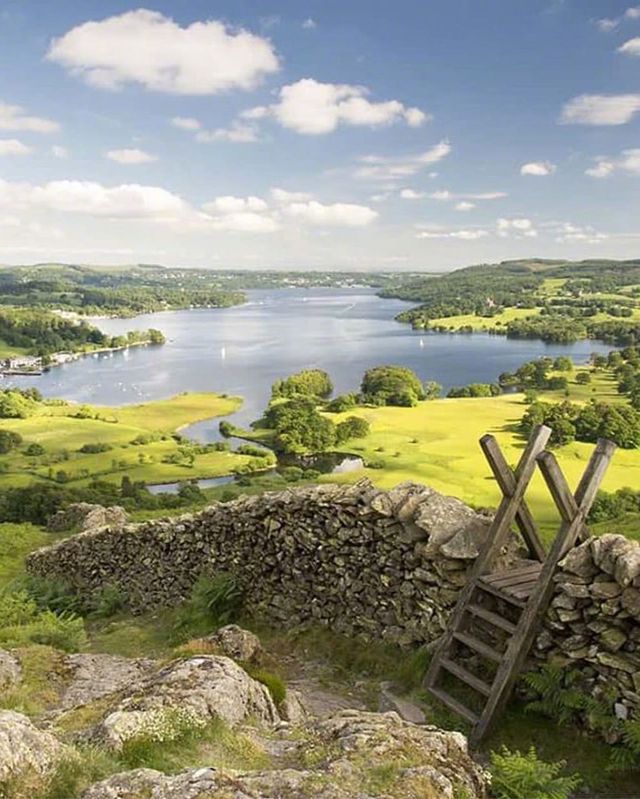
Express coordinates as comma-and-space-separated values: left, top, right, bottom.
26, 479, 640, 720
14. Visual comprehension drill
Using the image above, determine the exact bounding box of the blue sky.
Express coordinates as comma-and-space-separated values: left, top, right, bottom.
0, 0, 639, 270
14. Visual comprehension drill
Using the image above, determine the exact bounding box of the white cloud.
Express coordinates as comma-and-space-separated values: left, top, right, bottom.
554, 222, 608, 244
270, 187, 313, 203
428, 189, 506, 202
0, 102, 59, 133
399, 188, 425, 200
520, 160, 556, 176
47, 9, 280, 95
619, 37, 640, 56
355, 141, 451, 180
417, 228, 489, 240
171, 116, 201, 131
595, 6, 640, 31
302, 18, 317, 29
209, 211, 279, 233
195, 122, 259, 143
202, 195, 268, 214
497, 217, 537, 237
51, 145, 69, 159
283, 200, 378, 226
0, 139, 31, 156
105, 148, 157, 164
586, 148, 640, 178
248, 78, 428, 135
455, 201, 476, 211
560, 94, 640, 125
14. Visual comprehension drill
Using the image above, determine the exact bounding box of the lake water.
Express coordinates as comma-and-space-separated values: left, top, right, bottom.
7, 288, 611, 443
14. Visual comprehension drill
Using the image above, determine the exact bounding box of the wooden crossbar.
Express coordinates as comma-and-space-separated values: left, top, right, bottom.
423, 426, 616, 748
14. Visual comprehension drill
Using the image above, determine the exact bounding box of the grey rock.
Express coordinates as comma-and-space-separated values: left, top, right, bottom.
379, 687, 427, 725
0, 710, 67, 781
0, 649, 21, 689
204, 625, 263, 664
57, 653, 155, 712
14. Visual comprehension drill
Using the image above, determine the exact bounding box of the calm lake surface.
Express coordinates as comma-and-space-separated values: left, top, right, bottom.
8, 288, 611, 442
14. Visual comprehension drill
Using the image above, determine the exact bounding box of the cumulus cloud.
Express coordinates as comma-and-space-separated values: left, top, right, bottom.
171, 116, 202, 131
47, 9, 280, 95
553, 222, 608, 244
586, 149, 640, 178
399, 188, 425, 199
355, 141, 451, 181
619, 37, 640, 56
520, 160, 556, 176
202, 195, 268, 214
51, 145, 69, 159
270, 187, 313, 203
497, 217, 537, 237
455, 201, 475, 211
0, 139, 31, 156
283, 200, 378, 226
560, 94, 640, 125
302, 18, 317, 29
105, 148, 157, 164
595, 6, 640, 32
0, 101, 59, 133
244, 78, 428, 135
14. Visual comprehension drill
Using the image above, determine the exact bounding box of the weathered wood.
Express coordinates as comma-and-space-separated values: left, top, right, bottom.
480, 435, 546, 561
423, 425, 551, 692
424, 427, 616, 748
469, 437, 616, 745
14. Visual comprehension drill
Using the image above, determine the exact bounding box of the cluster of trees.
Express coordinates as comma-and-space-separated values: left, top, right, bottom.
0, 477, 207, 526
447, 383, 501, 398
589, 486, 640, 523
521, 400, 640, 448
262, 397, 370, 453
499, 357, 574, 392
0, 307, 164, 357
0, 388, 40, 419
360, 365, 430, 406
271, 369, 333, 400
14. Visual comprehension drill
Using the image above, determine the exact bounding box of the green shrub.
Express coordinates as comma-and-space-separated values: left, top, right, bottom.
174, 573, 243, 640
489, 746, 580, 799
246, 668, 287, 707
0, 609, 86, 652
23, 575, 86, 616
92, 584, 127, 618
24, 442, 45, 456
78, 442, 113, 454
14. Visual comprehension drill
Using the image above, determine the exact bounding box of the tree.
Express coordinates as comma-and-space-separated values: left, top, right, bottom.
553, 356, 573, 371
271, 369, 333, 400
264, 398, 336, 453
0, 391, 34, 419
0, 430, 22, 454
575, 372, 591, 385
361, 365, 426, 407
335, 416, 370, 443
423, 381, 442, 400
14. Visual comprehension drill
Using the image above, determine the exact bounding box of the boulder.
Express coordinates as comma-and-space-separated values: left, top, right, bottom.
0, 649, 21, 689
0, 710, 67, 782
57, 653, 156, 712
93, 656, 278, 749
203, 625, 264, 664
47, 503, 128, 533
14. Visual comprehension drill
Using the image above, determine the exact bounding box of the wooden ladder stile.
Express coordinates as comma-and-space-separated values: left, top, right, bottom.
423, 428, 616, 746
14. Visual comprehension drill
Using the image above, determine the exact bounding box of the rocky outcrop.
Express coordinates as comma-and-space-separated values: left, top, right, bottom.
47, 502, 128, 533
204, 624, 264, 664
83, 710, 488, 799
0, 648, 21, 689
0, 710, 67, 782
534, 533, 640, 720
29, 480, 496, 645
93, 656, 278, 749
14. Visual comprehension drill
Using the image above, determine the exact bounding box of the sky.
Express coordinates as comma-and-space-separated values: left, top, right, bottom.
0, 1, 639, 271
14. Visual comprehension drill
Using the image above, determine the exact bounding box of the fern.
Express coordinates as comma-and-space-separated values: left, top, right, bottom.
489, 746, 581, 799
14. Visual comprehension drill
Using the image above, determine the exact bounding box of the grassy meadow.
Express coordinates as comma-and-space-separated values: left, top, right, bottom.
0, 392, 274, 488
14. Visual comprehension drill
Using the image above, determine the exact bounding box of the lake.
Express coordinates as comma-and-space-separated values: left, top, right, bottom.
7, 288, 611, 442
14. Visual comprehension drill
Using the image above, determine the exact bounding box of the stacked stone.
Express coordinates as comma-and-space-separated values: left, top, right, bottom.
534, 533, 640, 720
27, 479, 493, 646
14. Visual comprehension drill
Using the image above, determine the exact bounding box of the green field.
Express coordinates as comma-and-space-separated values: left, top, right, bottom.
0, 392, 274, 488
430, 307, 541, 332
327, 388, 640, 541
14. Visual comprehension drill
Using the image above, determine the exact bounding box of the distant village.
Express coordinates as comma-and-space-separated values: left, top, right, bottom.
0, 351, 78, 376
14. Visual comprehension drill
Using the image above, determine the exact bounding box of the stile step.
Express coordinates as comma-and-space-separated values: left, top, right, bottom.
428, 685, 480, 726
476, 580, 526, 608
453, 631, 503, 663
466, 603, 517, 634
441, 658, 493, 696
